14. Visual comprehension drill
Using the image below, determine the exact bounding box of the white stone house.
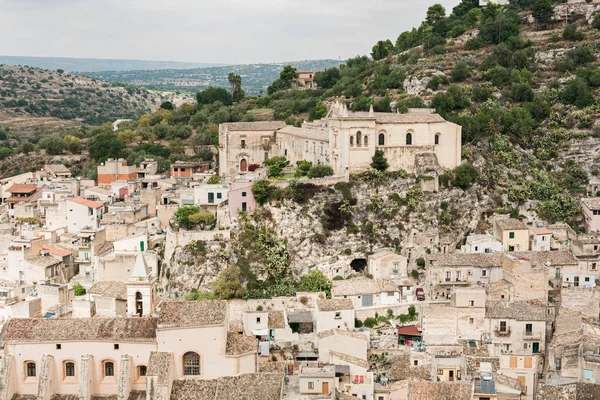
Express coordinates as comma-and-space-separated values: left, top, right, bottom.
562, 273, 596, 288
582, 198, 600, 234
66, 197, 106, 235
331, 277, 399, 309
194, 184, 229, 209
315, 298, 355, 332
529, 227, 552, 252
461, 234, 503, 254
368, 250, 408, 280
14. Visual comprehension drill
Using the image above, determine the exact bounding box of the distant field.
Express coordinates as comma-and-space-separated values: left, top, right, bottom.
82, 60, 342, 95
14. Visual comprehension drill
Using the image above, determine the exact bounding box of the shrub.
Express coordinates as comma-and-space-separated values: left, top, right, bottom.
452, 163, 480, 190
344, 248, 352, 255
355, 319, 363, 328
561, 78, 595, 108
511, 82, 535, 102
363, 317, 378, 328
333, 275, 345, 281
411, 270, 420, 279
256, 305, 263, 311
73, 283, 86, 296
593, 13, 600, 30
451, 62, 470, 82
371, 150, 389, 171
472, 86, 492, 102
252, 180, 273, 205
563, 24, 584, 41
308, 164, 334, 178
486, 66, 511, 87
207, 175, 220, 184
566, 45, 595, 65
427, 75, 448, 91
174, 206, 201, 230
465, 37, 485, 50
416, 257, 426, 267
248, 163, 260, 172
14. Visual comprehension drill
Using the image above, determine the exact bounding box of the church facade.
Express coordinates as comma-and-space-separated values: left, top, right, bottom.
218, 104, 462, 178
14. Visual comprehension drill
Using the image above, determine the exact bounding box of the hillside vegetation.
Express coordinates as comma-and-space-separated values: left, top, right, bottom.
0, 65, 153, 125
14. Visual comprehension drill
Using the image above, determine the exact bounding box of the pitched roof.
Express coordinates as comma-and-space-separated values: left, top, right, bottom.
407, 381, 473, 400
277, 126, 329, 141
88, 281, 127, 300
485, 300, 547, 321
44, 164, 70, 174
130, 251, 150, 279
582, 198, 600, 210
170, 373, 284, 400
427, 253, 503, 268
6, 184, 37, 194
397, 325, 422, 337
42, 244, 71, 258
335, 110, 447, 124
317, 298, 354, 312
225, 332, 258, 355
530, 227, 551, 235
332, 277, 398, 297
222, 121, 287, 132
495, 218, 527, 230
158, 300, 227, 328
68, 197, 105, 209
2, 318, 157, 342
512, 251, 578, 266
268, 311, 285, 329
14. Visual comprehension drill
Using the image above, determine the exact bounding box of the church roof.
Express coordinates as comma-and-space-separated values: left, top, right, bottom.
130, 251, 150, 280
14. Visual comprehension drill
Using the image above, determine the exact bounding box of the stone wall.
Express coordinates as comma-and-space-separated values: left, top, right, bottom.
560, 287, 600, 318
555, 3, 600, 24
535, 382, 600, 400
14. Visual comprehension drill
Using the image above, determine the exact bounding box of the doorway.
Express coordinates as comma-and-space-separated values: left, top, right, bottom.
322, 382, 329, 394
532, 342, 540, 354
240, 159, 248, 172
136, 292, 143, 317
448, 370, 454, 382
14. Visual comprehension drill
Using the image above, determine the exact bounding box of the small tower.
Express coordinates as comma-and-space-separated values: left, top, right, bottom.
369, 104, 374, 117
126, 251, 157, 317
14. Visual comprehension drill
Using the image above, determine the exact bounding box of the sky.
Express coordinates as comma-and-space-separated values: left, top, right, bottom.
0, 0, 461, 65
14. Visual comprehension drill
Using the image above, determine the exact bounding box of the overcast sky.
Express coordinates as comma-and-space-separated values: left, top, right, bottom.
0, 0, 460, 64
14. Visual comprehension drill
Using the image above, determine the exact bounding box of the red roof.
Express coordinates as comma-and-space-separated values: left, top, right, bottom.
68, 197, 105, 209
7, 184, 37, 194
42, 244, 72, 258
397, 325, 422, 337
530, 227, 551, 235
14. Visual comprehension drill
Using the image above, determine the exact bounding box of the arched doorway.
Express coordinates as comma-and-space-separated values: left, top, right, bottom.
136, 292, 143, 317
350, 258, 367, 273
240, 159, 248, 172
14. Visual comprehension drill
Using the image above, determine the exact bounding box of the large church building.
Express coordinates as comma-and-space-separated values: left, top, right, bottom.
218, 103, 462, 178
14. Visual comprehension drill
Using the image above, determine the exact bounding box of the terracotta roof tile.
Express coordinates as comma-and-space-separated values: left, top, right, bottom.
225, 332, 258, 355
317, 298, 354, 312
222, 121, 287, 132
2, 318, 157, 342
6, 184, 38, 194
68, 197, 105, 209
495, 218, 527, 230
158, 300, 227, 328
88, 281, 127, 300
42, 244, 71, 258
268, 311, 285, 329
332, 277, 397, 297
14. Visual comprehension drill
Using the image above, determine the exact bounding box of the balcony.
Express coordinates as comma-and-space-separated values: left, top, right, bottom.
78, 242, 91, 249
495, 328, 511, 337
75, 257, 91, 264
584, 354, 600, 364
439, 278, 469, 286
523, 331, 542, 340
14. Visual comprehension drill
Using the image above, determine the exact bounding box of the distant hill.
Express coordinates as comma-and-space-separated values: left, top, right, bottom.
0, 56, 226, 73
82, 59, 343, 95
0, 65, 159, 128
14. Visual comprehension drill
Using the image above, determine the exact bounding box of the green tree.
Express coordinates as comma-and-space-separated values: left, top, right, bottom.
227, 73, 245, 102
451, 62, 470, 82
563, 24, 584, 41
314, 68, 341, 89
212, 266, 243, 299
298, 270, 332, 295
252, 180, 273, 205
207, 175, 220, 184
88, 132, 125, 162
20, 141, 34, 154
371, 39, 394, 60
308, 164, 334, 178
452, 163, 479, 190
532, 0, 553, 28
593, 13, 600, 30
561, 78, 595, 108
169, 138, 185, 155
196, 87, 233, 106
479, 7, 521, 44
371, 150, 389, 171
174, 205, 200, 230
38, 136, 65, 155
160, 101, 174, 110
426, 4, 446, 26
535, 193, 581, 224
188, 210, 215, 230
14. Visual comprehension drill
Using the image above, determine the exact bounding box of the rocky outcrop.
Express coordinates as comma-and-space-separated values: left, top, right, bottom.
403, 76, 432, 96
555, 3, 600, 24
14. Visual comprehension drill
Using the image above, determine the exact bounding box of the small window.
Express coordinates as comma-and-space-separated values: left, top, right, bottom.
469, 318, 474, 325
242, 192, 247, 197
482, 270, 487, 277
183, 352, 201, 376
435, 134, 440, 145
104, 361, 114, 377
241, 202, 247, 211
114, 344, 119, 350
414, 360, 418, 366
364, 135, 369, 146
406, 132, 412, 145
26, 362, 36, 377
509, 232, 515, 239
586, 277, 590, 282
217, 193, 222, 199
139, 365, 147, 377
335, 312, 341, 319
469, 300, 474, 307
308, 382, 314, 389
350, 136, 354, 147
56, 344, 62, 350
378, 133, 385, 146
65, 362, 75, 377
592, 263, 597, 270
256, 317, 261, 323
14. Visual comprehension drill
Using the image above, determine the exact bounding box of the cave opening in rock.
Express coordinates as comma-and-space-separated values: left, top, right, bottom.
351, 258, 367, 273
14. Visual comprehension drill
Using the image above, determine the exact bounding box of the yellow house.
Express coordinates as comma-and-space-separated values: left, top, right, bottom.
494, 219, 529, 252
